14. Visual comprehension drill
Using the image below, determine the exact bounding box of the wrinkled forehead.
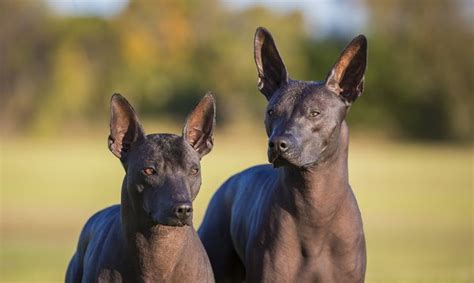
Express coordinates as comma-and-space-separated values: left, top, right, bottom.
134, 134, 199, 169
269, 80, 335, 108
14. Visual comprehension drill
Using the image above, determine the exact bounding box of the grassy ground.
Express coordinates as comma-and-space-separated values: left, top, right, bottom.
1, 128, 472, 282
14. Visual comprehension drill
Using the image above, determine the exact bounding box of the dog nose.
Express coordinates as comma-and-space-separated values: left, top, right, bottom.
173, 203, 193, 221
269, 136, 290, 153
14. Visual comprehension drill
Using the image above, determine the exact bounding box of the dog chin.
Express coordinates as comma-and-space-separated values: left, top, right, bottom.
301, 161, 318, 169
300, 156, 323, 169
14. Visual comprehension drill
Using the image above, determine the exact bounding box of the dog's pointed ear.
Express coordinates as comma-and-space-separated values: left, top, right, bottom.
325, 35, 367, 104
183, 93, 216, 158
108, 94, 145, 160
254, 27, 288, 100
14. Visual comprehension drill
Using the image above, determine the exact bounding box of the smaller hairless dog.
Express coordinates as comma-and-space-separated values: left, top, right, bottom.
66, 93, 216, 283
199, 27, 367, 282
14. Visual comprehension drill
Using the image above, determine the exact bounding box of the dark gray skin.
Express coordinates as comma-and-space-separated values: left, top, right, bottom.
199, 27, 367, 282
66, 93, 216, 283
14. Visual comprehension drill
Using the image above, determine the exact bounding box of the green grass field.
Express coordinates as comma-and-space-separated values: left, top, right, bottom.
1, 128, 472, 282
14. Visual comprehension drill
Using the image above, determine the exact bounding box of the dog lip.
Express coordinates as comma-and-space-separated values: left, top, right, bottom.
148, 216, 190, 227
268, 152, 281, 166
269, 154, 292, 168
268, 149, 297, 167
268, 147, 286, 162
168, 221, 186, 227
268, 151, 279, 164
150, 220, 187, 227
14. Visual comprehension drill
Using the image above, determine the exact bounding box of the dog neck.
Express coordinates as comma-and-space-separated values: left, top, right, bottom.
120, 180, 191, 282
278, 121, 351, 227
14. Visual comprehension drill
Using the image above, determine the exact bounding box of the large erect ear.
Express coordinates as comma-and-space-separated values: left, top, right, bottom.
108, 94, 145, 160
183, 93, 216, 157
325, 35, 367, 104
254, 27, 288, 100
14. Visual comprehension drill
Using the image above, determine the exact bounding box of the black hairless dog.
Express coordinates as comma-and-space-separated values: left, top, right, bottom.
199, 27, 367, 282
67, 93, 216, 282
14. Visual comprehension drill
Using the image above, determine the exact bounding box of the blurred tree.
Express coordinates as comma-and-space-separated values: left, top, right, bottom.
1, 0, 54, 133
102, 0, 308, 126
361, 0, 473, 140
113, 0, 199, 116
1, 0, 471, 140
33, 18, 121, 134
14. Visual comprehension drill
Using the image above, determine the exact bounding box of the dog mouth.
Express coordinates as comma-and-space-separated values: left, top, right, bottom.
268, 150, 296, 168
148, 216, 192, 227
269, 149, 316, 169
270, 156, 291, 168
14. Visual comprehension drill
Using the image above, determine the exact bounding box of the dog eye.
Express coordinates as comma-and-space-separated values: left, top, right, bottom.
267, 109, 274, 116
310, 110, 321, 117
143, 167, 156, 176
190, 167, 199, 176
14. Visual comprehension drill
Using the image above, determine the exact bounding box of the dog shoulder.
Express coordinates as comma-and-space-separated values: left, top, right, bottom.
75, 205, 121, 259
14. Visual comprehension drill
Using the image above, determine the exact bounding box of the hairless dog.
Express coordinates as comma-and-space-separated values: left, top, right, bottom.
67, 93, 216, 282
199, 27, 367, 282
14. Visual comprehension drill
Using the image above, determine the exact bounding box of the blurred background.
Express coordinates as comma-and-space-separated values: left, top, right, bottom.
1, 0, 472, 282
